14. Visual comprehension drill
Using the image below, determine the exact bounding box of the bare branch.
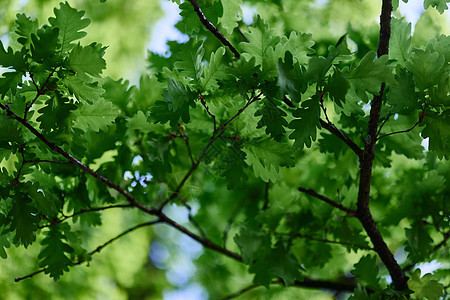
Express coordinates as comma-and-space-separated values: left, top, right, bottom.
221, 283, 261, 300
199, 95, 217, 131
187, 0, 240, 58
297, 187, 356, 216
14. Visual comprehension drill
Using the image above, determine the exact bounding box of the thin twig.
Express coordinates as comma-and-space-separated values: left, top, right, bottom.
38, 204, 134, 228
297, 187, 356, 216
181, 134, 195, 166
221, 283, 261, 300
319, 119, 363, 159
200, 95, 217, 131
25, 69, 56, 119
186, 0, 240, 58
15, 220, 160, 282
376, 114, 391, 137
376, 117, 423, 140
25, 159, 73, 165
295, 233, 373, 250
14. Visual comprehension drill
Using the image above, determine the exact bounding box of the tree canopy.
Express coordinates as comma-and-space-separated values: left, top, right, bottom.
0, 0, 449, 299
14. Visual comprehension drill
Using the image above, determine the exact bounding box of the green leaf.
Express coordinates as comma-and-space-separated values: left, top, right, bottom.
38, 223, 74, 280
387, 67, 418, 114
162, 79, 196, 124
8, 192, 39, 248
423, 0, 448, 13
48, 1, 91, 53
126, 111, 155, 136
200, 47, 227, 90
67, 43, 106, 77
30, 25, 61, 64
72, 98, 118, 132
0, 233, 10, 259
421, 112, 450, 159
243, 138, 295, 182
61, 73, 105, 102
255, 98, 288, 141
348, 52, 397, 101
408, 269, 444, 300
14, 13, 39, 47
351, 255, 381, 290
218, 0, 242, 35
215, 140, 248, 189
277, 51, 306, 103
234, 225, 271, 264
250, 241, 302, 287
304, 56, 333, 84
280, 32, 315, 65
406, 45, 445, 90
37, 92, 77, 133
174, 39, 204, 85
0, 41, 26, 70
389, 17, 412, 66
327, 68, 350, 107
240, 16, 281, 66
405, 222, 434, 263
288, 96, 321, 150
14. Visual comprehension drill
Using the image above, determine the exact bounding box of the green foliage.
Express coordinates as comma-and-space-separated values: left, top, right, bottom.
0, 0, 448, 299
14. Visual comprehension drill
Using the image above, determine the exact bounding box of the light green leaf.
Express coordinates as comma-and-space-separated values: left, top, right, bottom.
68, 43, 106, 77
423, 0, 448, 13
62, 73, 105, 102
389, 17, 412, 66
351, 255, 381, 290
201, 47, 227, 90
406, 45, 445, 90
218, 0, 242, 35
280, 31, 315, 65
48, 1, 91, 53
408, 269, 444, 300
72, 98, 118, 132
421, 113, 450, 159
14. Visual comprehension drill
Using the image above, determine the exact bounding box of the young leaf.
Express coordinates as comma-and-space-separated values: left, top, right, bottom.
38, 223, 74, 280
423, 0, 448, 13
48, 1, 91, 53
288, 96, 321, 150
174, 39, 204, 85
61, 73, 105, 102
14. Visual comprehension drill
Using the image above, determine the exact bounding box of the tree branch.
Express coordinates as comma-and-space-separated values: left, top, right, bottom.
297, 187, 356, 216
319, 119, 363, 159
355, 0, 408, 291
187, 0, 240, 58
